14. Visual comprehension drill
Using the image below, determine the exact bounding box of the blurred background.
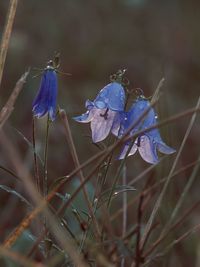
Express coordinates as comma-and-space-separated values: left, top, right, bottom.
0, 1, 200, 266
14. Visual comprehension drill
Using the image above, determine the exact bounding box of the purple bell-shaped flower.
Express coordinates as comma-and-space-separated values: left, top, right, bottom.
32, 60, 58, 121
74, 81, 125, 143
118, 97, 176, 164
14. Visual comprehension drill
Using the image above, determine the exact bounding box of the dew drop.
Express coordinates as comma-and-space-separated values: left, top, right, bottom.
94, 198, 98, 203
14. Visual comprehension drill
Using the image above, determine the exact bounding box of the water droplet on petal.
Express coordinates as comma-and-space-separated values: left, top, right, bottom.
94, 198, 98, 203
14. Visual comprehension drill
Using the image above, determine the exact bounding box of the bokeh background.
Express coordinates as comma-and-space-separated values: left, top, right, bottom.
0, 1, 200, 266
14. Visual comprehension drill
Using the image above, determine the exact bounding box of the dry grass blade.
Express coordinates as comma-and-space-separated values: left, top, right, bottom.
111, 158, 200, 222
143, 223, 200, 266
150, 77, 165, 103
4, 188, 89, 267
143, 200, 200, 258
4, 104, 200, 251
140, 96, 200, 249
0, 245, 45, 267
0, 69, 29, 128
3, 204, 44, 248
59, 108, 101, 238
0, 0, 18, 87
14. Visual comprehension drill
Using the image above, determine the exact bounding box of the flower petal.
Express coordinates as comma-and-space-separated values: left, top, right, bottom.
118, 142, 137, 160
32, 69, 57, 120
91, 109, 116, 142
94, 82, 125, 111
48, 72, 57, 121
138, 135, 159, 164
147, 128, 176, 155
111, 111, 126, 137
157, 142, 176, 154
119, 98, 153, 137
95, 101, 107, 109
73, 109, 94, 123
32, 103, 48, 118
85, 100, 94, 110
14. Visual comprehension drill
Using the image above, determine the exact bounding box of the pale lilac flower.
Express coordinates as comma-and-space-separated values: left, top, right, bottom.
74, 82, 125, 143
118, 97, 176, 164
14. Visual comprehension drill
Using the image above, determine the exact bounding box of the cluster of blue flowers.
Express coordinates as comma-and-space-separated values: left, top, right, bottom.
32, 62, 175, 165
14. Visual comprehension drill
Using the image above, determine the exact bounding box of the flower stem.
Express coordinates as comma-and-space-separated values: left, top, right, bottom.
59, 109, 101, 240
0, 0, 18, 88
43, 115, 50, 197
140, 96, 200, 249
43, 115, 51, 258
32, 117, 40, 193
121, 164, 127, 267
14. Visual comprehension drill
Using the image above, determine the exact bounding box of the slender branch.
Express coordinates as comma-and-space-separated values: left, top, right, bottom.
111, 158, 200, 222
59, 108, 101, 239
0, 0, 18, 87
143, 200, 200, 258
143, 223, 200, 266
122, 164, 127, 238
3, 102, 200, 250
158, 153, 200, 237
0, 69, 29, 128
44, 116, 50, 197
135, 194, 144, 267
0, 245, 45, 267
32, 117, 40, 193
121, 164, 127, 267
140, 96, 200, 248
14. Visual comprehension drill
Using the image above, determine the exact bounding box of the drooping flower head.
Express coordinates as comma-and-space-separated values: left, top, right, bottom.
118, 94, 176, 164
32, 56, 59, 121
73, 70, 126, 143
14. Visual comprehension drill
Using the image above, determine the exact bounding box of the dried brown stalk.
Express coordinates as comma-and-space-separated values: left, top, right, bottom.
0, 0, 18, 87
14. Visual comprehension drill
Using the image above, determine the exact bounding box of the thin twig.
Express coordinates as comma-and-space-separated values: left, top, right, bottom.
143, 200, 200, 258
140, 96, 200, 248
0, 0, 18, 87
143, 223, 200, 266
43, 115, 51, 258
161, 153, 200, 233
121, 164, 127, 267
59, 109, 101, 239
150, 78, 165, 103
3, 102, 200, 251
32, 117, 40, 193
0, 69, 30, 128
135, 194, 144, 267
111, 158, 200, 222
0, 245, 45, 267
44, 116, 50, 197
122, 164, 127, 238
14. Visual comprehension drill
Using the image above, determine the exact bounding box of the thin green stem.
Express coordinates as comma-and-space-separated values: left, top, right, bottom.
106, 148, 129, 209
44, 115, 50, 197
59, 109, 101, 240
32, 117, 40, 193
121, 164, 127, 267
43, 115, 51, 258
